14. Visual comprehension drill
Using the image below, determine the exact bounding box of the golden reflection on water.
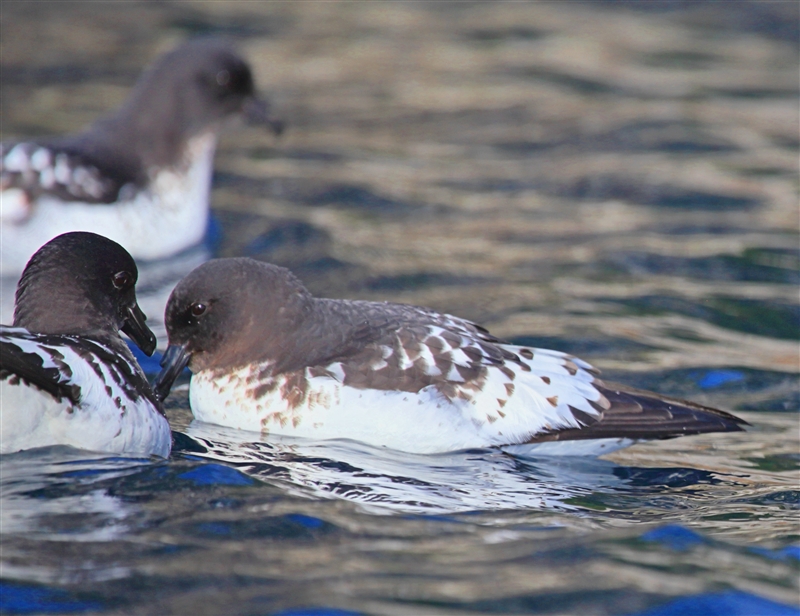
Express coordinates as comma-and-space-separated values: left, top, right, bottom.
2, 3, 797, 372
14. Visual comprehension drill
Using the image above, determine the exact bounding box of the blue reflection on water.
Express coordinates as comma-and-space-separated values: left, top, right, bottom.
630, 590, 799, 616
749, 545, 800, 561
126, 341, 164, 375
697, 369, 746, 389
286, 513, 326, 529
178, 463, 254, 486
641, 525, 707, 551
0, 582, 102, 614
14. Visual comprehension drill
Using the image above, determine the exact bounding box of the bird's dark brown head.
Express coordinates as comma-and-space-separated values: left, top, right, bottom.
163, 258, 311, 374
13, 232, 156, 355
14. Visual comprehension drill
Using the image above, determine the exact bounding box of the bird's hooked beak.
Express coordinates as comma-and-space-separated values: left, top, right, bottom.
121, 303, 157, 357
242, 96, 285, 136
153, 343, 191, 403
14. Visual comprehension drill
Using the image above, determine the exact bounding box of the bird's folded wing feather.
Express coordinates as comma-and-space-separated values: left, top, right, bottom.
0, 330, 81, 404
1, 141, 124, 206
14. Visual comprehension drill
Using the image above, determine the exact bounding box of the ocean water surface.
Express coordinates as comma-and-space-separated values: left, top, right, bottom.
1, 2, 798, 614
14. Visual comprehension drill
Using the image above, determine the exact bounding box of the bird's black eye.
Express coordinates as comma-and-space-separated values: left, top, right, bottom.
190, 303, 207, 318
112, 271, 133, 290
216, 70, 230, 87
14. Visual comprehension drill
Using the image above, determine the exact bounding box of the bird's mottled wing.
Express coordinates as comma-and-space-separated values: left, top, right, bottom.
0, 327, 160, 410
1, 328, 81, 404
305, 304, 608, 442
1, 142, 124, 208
